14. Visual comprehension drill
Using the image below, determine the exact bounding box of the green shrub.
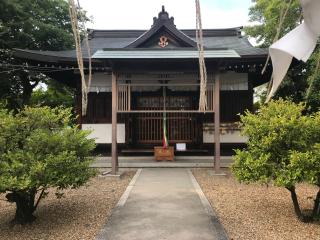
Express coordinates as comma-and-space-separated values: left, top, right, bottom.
232, 99, 320, 222
0, 106, 96, 224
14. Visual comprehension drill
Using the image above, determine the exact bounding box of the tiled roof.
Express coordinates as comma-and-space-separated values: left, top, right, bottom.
14, 7, 267, 62
14, 31, 267, 62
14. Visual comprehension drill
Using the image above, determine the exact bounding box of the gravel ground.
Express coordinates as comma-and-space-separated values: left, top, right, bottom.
193, 169, 320, 240
0, 171, 135, 240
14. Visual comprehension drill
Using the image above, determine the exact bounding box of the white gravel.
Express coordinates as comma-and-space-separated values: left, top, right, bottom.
0, 171, 135, 240
193, 169, 320, 240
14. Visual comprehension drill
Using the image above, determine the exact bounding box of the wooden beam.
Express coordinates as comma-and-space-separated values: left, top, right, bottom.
111, 72, 118, 174
214, 72, 221, 172
117, 110, 215, 113
117, 83, 215, 87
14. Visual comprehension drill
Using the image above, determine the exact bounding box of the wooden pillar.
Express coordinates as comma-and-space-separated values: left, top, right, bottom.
214, 72, 221, 172
111, 72, 118, 174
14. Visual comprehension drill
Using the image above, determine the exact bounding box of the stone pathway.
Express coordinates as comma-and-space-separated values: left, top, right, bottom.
96, 168, 228, 240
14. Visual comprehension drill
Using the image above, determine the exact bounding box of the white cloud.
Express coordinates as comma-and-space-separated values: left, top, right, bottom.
79, 0, 251, 30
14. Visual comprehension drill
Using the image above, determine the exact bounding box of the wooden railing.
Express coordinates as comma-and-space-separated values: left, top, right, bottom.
117, 84, 131, 111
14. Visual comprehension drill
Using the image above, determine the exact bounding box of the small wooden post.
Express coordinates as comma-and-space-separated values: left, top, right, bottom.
214, 72, 221, 172
111, 72, 118, 175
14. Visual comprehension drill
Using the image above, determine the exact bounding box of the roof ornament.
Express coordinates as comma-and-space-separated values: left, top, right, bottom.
152, 5, 175, 27
159, 5, 169, 19
158, 36, 169, 48
127, 5, 196, 48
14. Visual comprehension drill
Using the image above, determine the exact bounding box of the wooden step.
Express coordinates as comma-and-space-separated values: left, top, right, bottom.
121, 148, 209, 154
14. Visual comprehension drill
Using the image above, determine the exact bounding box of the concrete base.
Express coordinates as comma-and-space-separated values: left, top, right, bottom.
207, 170, 227, 176
92, 156, 234, 168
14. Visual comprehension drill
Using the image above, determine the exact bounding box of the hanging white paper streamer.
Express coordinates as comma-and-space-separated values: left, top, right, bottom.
267, 0, 320, 101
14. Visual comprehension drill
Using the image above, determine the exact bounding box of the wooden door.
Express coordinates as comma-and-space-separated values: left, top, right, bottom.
130, 95, 202, 145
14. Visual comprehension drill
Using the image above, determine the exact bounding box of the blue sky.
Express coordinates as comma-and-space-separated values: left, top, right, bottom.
80, 0, 253, 30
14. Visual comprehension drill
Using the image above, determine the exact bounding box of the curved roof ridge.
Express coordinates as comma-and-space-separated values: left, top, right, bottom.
125, 6, 197, 48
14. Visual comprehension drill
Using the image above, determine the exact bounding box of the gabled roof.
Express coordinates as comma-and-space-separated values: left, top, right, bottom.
13, 6, 267, 63
125, 6, 197, 48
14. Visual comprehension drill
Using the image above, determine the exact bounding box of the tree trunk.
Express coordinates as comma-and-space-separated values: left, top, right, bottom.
312, 189, 320, 219
287, 186, 306, 222
21, 75, 34, 106
20, 71, 40, 107
6, 190, 36, 224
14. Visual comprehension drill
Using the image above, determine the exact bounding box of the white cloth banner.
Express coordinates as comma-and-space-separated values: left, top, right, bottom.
267, 0, 320, 101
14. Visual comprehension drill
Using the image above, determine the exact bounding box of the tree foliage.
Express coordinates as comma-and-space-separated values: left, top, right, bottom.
0, 106, 96, 224
232, 100, 320, 222
246, 0, 302, 48
30, 80, 74, 109
0, 0, 76, 50
305, 50, 320, 113
246, 0, 320, 110
0, 0, 88, 110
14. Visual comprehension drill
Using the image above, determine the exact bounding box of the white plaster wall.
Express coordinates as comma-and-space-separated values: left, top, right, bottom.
88, 71, 248, 92
203, 129, 248, 143
82, 124, 125, 144
220, 71, 248, 91
88, 73, 112, 92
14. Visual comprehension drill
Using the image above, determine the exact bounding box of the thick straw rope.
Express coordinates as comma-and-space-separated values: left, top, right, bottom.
68, 0, 92, 116
77, 0, 92, 102
195, 0, 208, 112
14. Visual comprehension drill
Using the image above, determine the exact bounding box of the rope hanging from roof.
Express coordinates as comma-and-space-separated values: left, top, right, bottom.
195, 0, 208, 112
68, 0, 92, 116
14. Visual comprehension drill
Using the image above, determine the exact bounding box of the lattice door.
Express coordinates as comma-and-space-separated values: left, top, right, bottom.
131, 96, 201, 144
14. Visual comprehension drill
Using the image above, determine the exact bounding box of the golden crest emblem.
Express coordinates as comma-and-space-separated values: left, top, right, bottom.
158, 36, 169, 48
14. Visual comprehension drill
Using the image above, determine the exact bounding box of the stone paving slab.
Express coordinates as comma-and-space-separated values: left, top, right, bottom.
91, 156, 233, 168
96, 168, 228, 240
